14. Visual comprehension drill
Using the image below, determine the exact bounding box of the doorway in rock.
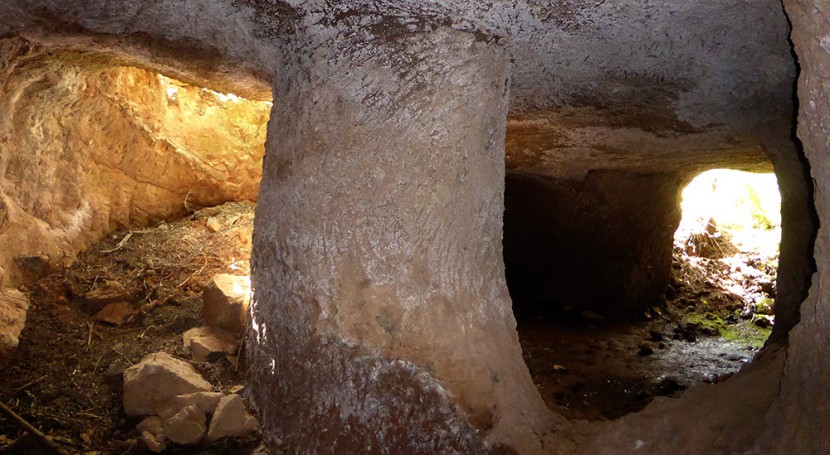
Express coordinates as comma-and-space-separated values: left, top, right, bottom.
504, 168, 782, 421
0, 55, 270, 454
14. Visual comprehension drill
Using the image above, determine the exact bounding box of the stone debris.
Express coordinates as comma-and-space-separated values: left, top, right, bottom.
123, 352, 212, 416
137, 415, 165, 435
182, 326, 239, 362
191, 335, 238, 362
123, 352, 259, 451
84, 280, 133, 312
93, 301, 134, 325
174, 391, 225, 415
205, 217, 223, 233
0, 287, 29, 368
164, 405, 207, 445
140, 431, 167, 453
207, 394, 259, 441
138, 416, 167, 452
202, 274, 250, 334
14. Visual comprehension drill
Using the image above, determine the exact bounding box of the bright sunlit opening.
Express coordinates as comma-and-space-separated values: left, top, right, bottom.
675, 169, 781, 259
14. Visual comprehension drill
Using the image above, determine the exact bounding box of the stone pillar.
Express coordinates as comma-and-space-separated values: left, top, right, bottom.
504, 172, 683, 320
249, 20, 553, 454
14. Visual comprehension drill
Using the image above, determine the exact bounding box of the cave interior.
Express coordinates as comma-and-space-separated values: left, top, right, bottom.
0, 0, 827, 454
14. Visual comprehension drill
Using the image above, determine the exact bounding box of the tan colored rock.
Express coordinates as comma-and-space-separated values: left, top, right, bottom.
0, 287, 28, 368
137, 416, 165, 436
94, 301, 134, 326
206, 394, 258, 441
123, 352, 212, 416
205, 217, 222, 233
140, 431, 167, 453
182, 326, 237, 350
191, 335, 238, 363
164, 405, 207, 445
174, 392, 224, 415
202, 274, 250, 334
0, 48, 268, 292
85, 281, 133, 312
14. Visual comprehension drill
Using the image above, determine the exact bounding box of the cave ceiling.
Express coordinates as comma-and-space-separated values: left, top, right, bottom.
0, 0, 794, 177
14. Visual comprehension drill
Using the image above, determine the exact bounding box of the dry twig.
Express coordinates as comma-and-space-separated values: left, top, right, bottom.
0, 401, 72, 455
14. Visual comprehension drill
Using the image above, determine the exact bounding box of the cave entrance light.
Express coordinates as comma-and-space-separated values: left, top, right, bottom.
673, 169, 782, 328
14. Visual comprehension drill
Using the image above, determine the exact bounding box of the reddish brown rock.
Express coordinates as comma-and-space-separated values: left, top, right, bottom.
93, 301, 134, 326
84, 281, 134, 313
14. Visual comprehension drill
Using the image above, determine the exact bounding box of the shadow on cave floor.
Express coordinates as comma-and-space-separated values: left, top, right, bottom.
515, 242, 776, 421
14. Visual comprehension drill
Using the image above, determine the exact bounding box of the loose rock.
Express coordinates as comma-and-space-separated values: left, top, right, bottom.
84, 280, 133, 312
123, 352, 213, 415
137, 416, 165, 436
183, 326, 239, 362
164, 405, 207, 445
140, 431, 167, 453
202, 274, 250, 334
174, 391, 225, 415
207, 394, 258, 441
0, 287, 29, 368
94, 301, 134, 326
205, 217, 222, 233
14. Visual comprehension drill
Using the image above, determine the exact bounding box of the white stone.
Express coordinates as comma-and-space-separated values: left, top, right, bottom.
207, 394, 259, 441
122, 352, 212, 416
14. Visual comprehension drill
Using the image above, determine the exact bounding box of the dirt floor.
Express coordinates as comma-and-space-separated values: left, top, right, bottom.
0, 202, 260, 454
0, 204, 776, 453
518, 226, 776, 421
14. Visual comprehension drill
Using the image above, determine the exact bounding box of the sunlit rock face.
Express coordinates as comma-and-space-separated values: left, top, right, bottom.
0, 38, 269, 287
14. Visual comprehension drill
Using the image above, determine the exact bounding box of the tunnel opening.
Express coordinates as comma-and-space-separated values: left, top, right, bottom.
0, 47, 270, 453
672, 169, 782, 345
506, 167, 786, 421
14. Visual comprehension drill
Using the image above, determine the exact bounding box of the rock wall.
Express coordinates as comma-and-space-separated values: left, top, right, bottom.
504, 172, 683, 320
585, 2, 828, 453
0, 38, 269, 288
